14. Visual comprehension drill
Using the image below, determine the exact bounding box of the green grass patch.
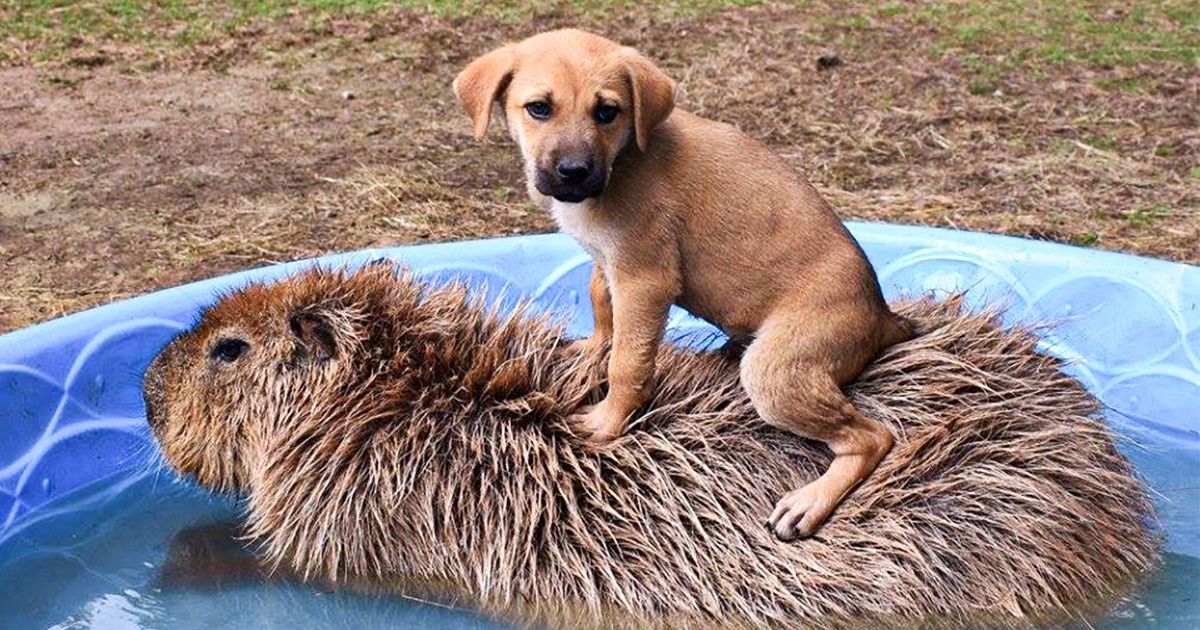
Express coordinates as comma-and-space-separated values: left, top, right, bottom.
1125, 205, 1167, 228
42, 71, 86, 88
1095, 75, 1153, 92
1083, 134, 1117, 152
0, 0, 766, 64
1050, 138, 1077, 155
876, 3, 905, 18
968, 80, 995, 96
872, 0, 1199, 66
2, 0, 1195, 68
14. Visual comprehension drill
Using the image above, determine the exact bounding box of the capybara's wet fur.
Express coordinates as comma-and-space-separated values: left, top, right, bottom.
144, 263, 1158, 628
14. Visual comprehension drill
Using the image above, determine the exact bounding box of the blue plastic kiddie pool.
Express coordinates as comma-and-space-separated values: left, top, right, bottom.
1, 224, 1197, 628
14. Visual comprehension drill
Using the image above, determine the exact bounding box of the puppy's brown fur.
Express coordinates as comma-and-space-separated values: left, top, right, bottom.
454, 29, 915, 539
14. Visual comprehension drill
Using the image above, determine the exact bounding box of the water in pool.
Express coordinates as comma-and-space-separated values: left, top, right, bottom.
0, 416, 1197, 629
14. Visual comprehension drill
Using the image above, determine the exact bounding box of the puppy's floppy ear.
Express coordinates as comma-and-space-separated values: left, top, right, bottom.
623, 50, 676, 152
453, 45, 516, 139
290, 310, 337, 362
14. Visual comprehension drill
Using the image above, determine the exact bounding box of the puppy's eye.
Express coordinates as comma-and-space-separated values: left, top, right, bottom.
210, 338, 250, 363
594, 104, 619, 124
525, 101, 552, 120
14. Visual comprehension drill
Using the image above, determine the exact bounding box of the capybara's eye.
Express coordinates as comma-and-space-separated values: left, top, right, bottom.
210, 338, 250, 363
594, 103, 619, 124
525, 101, 552, 120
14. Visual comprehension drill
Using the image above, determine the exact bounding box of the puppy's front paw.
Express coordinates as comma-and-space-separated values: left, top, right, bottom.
768, 481, 838, 542
569, 403, 623, 445
566, 335, 608, 359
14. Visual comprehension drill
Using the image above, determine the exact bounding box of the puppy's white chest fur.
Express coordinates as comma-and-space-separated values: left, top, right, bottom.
550, 199, 617, 261
549, 199, 594, 238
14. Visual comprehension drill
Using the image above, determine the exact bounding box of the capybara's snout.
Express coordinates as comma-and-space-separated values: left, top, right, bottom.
143, 340, 175, 433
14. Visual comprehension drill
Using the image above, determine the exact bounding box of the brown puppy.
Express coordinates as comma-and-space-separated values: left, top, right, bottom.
453, 29, 915, 541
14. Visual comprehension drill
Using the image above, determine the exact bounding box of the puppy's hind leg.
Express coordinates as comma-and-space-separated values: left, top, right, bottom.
740, 323, 894, 541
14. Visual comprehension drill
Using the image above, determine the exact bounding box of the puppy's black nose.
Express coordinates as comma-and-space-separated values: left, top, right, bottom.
555, 159, 592, 186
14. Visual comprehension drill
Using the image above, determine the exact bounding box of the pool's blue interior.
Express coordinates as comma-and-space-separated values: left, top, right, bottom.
0, 225, 1197, 627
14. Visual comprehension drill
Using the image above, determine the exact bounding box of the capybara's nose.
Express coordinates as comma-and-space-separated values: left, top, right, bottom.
555, 159, 592, 185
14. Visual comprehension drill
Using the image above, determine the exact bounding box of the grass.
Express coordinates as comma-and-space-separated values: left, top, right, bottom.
0, 0, 763, 63
1124, 205, 1170, 228
905, 1, 1200, 66
2, 0, 1196, 67
1, 0, 1196, 332
866, 1, 1199, 100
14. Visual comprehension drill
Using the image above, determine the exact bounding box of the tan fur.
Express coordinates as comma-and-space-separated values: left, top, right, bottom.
455, 29, 916, 539
144, 265, 1158, 629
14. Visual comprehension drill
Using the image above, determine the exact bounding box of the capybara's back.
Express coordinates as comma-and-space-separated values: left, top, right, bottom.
145, 263, 1158, 628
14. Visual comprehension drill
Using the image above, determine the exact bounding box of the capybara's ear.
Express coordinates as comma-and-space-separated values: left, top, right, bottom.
453, 44, 516, 139
622, 49, 675, 152
290, 310, 337, 362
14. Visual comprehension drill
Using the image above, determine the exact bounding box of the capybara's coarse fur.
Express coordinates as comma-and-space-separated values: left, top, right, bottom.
144, 264, 1158, 628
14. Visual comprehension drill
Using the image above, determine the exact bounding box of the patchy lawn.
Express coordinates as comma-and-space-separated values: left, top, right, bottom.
1, 0, 1197, 332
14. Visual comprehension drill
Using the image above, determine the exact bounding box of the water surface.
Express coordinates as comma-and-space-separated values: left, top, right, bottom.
0, 416, 1196, 629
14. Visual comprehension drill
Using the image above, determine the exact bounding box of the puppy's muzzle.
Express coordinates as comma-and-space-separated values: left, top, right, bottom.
536, 156, 607, 203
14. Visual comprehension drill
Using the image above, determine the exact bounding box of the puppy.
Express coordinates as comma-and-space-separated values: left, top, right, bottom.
454, 29, 915, 541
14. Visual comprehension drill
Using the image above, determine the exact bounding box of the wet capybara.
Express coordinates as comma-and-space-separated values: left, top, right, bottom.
144, 263, 1158, 628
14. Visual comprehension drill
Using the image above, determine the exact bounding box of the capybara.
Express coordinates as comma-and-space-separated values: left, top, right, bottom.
144, 263, 1158, 628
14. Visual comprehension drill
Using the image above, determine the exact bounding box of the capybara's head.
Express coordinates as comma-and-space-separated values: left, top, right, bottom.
453, 29, 675, 203
143, 263, 416, 492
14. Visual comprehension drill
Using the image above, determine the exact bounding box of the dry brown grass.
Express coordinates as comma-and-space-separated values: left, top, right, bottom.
1, 1, 1196, 333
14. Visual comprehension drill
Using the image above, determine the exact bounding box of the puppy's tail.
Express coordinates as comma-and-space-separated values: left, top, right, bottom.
881, 314, 922, 348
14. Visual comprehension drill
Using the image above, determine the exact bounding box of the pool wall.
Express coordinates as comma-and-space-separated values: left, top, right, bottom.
1, 224, 1197, 551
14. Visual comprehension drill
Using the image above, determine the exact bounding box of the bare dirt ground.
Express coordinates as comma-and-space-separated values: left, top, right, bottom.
1, 2, 1197, 332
